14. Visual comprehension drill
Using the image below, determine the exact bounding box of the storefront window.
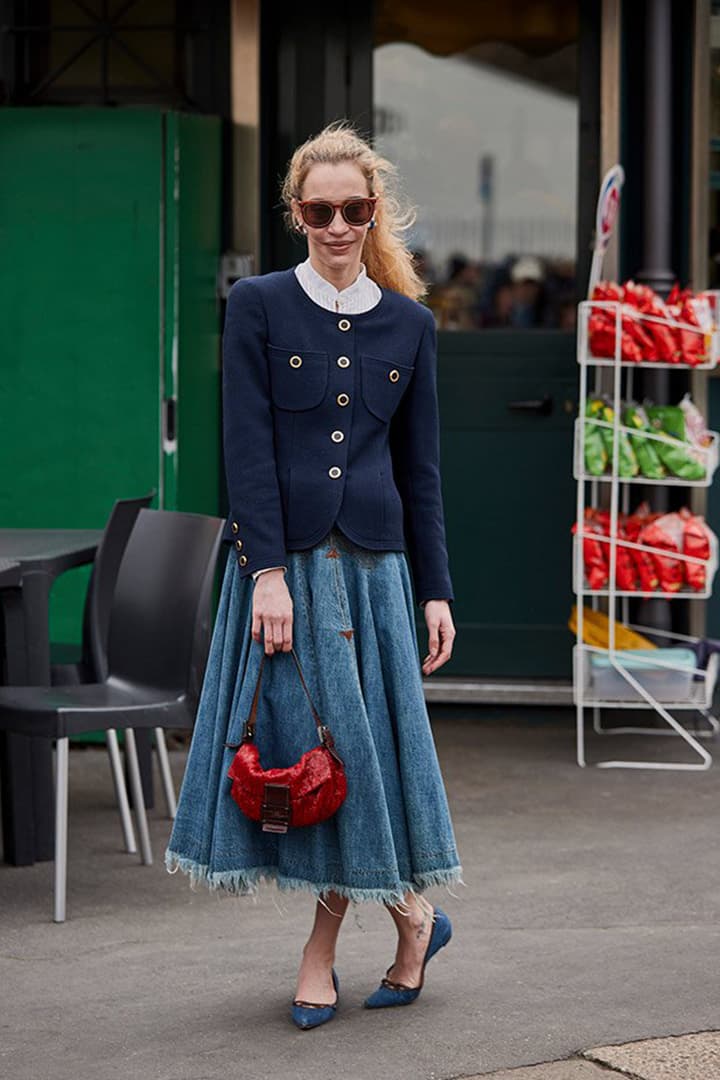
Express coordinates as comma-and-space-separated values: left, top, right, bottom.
373, 5, 579, 329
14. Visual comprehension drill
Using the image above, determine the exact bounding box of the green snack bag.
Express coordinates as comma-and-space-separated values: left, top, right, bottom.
584, 420, 608, 475
653, 434, 706, 480
622, 404, 666, 479
646, 404, 686, 441
598, 403, 639, 477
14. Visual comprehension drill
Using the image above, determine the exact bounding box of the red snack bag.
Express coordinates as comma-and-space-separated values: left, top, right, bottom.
638, 512, 685, 593
623, 312, 658, 359
589, 284, 631, 360
591, 281, 623, 307
615, 522, 639, 591
588, 311, 645, 362
590, 282, 658, 361
680, 508, 712, 591
675, 299, 708, 367
624, 505, 660, 591
623, 281, 677, 362
588, 509, 637, 591
666, 282, 692, 308
573, 512, 608, 590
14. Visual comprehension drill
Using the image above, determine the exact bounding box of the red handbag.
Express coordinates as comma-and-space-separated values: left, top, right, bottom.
225, 646, 347, 833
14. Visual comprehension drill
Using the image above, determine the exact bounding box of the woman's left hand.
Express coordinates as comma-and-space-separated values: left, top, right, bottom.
421, 600, 455, 675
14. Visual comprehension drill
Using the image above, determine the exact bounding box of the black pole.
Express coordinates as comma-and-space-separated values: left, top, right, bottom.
636, 0, 675, 297
635, 0, 676, 638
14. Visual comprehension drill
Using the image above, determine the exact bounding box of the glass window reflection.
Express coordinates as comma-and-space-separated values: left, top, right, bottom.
373, 37, 579, 330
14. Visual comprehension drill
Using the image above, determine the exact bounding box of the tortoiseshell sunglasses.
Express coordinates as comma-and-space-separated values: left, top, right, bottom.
297, 196, 378, 229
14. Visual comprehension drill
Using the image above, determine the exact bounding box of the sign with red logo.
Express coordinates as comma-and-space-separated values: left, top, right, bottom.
596, 165, 624, 254
588, 164, 625, 297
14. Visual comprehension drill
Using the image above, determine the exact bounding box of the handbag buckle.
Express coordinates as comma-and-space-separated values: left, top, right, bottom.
261, 783, 291, 833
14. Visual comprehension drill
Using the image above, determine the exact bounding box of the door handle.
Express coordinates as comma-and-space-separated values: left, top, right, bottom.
507, 395, 554, 416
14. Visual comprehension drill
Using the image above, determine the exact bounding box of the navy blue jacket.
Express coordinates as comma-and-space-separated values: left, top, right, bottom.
220, 267, 454, 606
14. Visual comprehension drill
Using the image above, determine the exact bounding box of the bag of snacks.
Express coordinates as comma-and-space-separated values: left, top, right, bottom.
580, 511, 610, 590
622, 281, 677, 361
674, 298, 709, 367
680, 508, 713, 591
622, 404, 666, 479
646, 403, 706, 480
653, 435, 706, 480
589, 283, 657, 362
589, 399, 639, 477
637, 512, 685, 593
590, 509, 638, 591
625, 504, 660, 591
584, 421, 608, 475
679, 393, 713, 451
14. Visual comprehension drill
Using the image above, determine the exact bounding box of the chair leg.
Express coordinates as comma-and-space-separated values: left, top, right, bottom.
154, 728, 177, 819
124, 728, 153, 866
105, 728, 137, 854
53, 737, 69, 923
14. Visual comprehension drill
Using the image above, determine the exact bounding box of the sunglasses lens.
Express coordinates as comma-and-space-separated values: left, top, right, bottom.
343, 199, 374, 226
302, 202, 334, 228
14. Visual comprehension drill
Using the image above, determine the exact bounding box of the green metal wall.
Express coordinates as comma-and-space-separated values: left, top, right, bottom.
0, 108, 222, 644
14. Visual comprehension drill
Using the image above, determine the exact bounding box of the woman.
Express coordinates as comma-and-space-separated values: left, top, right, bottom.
165, 120, 463, 1028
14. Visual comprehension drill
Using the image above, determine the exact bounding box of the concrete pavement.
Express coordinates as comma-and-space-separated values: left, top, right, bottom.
469, 1031, 720, 1077
1, 708, 719, 1080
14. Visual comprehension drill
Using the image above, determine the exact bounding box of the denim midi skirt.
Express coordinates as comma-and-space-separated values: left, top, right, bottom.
164, 526, 463, 906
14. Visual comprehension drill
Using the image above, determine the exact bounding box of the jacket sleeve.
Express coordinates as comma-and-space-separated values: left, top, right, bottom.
222, 279, 288, 578
389, 306, 455, 607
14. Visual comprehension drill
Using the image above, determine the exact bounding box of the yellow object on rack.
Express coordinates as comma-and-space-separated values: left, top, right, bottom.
568, 605, 658, 650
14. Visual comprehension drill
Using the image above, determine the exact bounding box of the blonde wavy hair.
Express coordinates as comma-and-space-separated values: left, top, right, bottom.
279, 119, 427, 302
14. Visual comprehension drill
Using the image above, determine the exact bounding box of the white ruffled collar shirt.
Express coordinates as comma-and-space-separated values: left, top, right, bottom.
294, 256, 382, 313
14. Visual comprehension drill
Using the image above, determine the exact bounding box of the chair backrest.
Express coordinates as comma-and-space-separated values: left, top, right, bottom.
106, 508, 224, 692
81, 492, 156, 680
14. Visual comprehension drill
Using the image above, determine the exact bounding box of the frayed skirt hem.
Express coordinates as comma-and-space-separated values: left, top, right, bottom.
164, 848, 465, 907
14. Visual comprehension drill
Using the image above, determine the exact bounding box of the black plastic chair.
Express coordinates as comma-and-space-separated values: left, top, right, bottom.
0, 508, 224, 922
50, 492, 156, 685
49, 493, 157, 857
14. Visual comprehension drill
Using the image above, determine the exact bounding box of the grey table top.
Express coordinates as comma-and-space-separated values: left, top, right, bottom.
0, 529, 103, 576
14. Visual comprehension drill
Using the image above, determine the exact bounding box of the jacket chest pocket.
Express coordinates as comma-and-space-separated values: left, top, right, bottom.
268, 345, 329, 410
360, 354, 414, 422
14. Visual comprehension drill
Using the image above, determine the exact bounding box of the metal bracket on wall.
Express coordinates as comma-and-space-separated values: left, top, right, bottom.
218, 253, 255, 299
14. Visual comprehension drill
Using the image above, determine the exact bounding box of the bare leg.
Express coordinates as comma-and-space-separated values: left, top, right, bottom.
383, 890, 434, 989
294, 890, 349, 1003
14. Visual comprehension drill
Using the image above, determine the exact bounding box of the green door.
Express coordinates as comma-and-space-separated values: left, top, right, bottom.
438, 331, 577, 677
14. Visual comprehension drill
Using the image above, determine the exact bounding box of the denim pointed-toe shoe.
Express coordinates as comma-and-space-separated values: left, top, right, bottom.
363, 907, 452, 1009
291, 968, 339, 1029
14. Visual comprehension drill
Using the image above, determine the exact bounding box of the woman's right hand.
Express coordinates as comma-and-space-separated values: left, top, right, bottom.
252, 569, 293, 654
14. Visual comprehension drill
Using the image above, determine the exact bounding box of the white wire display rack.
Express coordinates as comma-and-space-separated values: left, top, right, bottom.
574, 297, 720, 771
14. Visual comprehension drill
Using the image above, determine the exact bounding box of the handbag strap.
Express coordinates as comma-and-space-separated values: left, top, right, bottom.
238, 645, 339, 754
